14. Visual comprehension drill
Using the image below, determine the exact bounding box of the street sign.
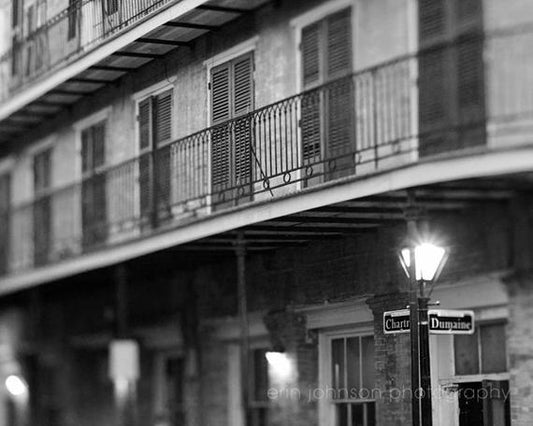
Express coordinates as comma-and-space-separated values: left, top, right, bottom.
383, 308, 475, 335
428, 309, 475, 335
383, 309, 410, 334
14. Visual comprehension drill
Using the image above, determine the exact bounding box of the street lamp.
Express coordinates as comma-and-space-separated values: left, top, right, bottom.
399, 241, 447, 426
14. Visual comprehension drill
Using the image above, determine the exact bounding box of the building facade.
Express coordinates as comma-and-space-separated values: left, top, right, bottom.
0, 0, 532, 425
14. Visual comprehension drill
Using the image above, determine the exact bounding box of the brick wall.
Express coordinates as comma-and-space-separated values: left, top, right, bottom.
367, 292, 412, 426
506, 271, 533, 425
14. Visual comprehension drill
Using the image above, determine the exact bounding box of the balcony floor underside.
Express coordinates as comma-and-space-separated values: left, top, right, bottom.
1, 145, 532, 294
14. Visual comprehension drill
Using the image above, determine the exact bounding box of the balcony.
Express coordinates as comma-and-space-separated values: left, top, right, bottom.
1, 25, 533, 282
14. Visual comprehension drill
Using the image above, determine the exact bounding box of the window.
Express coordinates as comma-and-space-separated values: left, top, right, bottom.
137, 88, 173, 225
327, 334, 376, 426
249, 348, 269, 426
210, 52, 254, 207
418, 0, 485, 156
67, 0, 78, 40
81, 121, 107, 247
0, 173, 10, 275
300, 8, 354, 182
33, 149, 52, 265
454, 322, 507, 376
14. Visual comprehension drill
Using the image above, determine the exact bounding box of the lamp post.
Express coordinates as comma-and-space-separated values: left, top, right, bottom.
400, 235, 448, 426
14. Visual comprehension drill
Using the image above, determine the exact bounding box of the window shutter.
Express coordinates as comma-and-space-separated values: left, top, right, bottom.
301, 92, 322, 161
138, 97, 152, 151
0, 174, 9, 274
301, 22, 322, 162
419, 0, 447, 47
92, 122, 106, 169
211, 64, 232, 191
81, 128, 92, 174
232, 54, 253, 185
154, 90, 173, 147
301, 22, 321, 88
418, 0, 449, 156
233, 54, 253, 117
211, 64, 231, 125
455, 0, 482, 34
12, 0, 19, 27
455, 0, 484, 126
326, 8, 352, 79
457, 38, 484, 122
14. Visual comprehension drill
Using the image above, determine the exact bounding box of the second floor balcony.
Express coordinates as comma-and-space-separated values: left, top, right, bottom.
1, 6, 533, 285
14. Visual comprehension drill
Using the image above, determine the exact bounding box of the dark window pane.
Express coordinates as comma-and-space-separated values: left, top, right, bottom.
455, 332, 479, 375
346, 337, 360, 394
351, 403, 364, 426
361, 336, 375, 391
332, 338, 345, 395
337, 403, 348, 426
366, 402, 376, 426
481, 323, 507, 373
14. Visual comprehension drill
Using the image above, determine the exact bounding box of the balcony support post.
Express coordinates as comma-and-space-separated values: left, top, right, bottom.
235, 233, 249, 426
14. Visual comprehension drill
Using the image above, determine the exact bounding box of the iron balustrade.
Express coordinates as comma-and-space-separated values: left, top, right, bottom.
2, 29, 533, 276
0, 0, 184, 99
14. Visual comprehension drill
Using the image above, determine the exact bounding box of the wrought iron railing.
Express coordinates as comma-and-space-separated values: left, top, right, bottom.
2, 28, 533, 276
0, 0, 186, 100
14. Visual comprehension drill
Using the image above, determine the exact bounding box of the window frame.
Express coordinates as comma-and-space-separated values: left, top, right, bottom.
319, 325, 376, 426
453, 320, 508, 379
290, 0, 356, 94
134, 83, 175, 156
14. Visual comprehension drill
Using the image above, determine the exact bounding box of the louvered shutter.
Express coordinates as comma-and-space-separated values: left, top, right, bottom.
138, 97, 153, 218
92, 121, 106, 168
301, 23, 322, 162
418, 0, 450, 156
326, 9, 352, 80
325, 8, 354, 176
81, 127, 92, 174
455, 0, 485, 148
302, 23, 321, 88
211, 63, 232, 196
80, 122, 107, 247
138, 97, 152, 151
232, 54, 253, 187
33, 149, 51, 265
154, 89, 173, 147
0, 174, 10, 274
12, 0, 19, 27
419, 0, 446, 46
153, 90, 173, 214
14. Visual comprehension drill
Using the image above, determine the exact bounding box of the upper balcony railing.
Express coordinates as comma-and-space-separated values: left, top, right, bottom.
1, 26, 533, 276
0, 0, 185, 100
